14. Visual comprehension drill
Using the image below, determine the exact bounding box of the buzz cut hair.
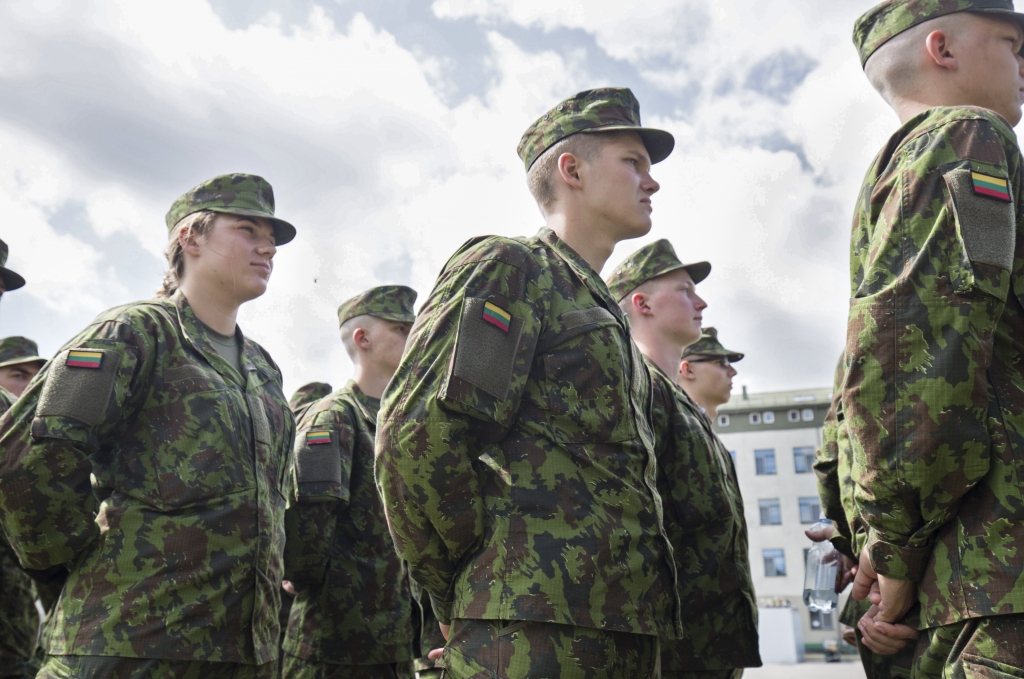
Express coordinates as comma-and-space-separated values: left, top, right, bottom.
616, 277, 665, 318
525, 132, 607, 213
864, 14, 961, 105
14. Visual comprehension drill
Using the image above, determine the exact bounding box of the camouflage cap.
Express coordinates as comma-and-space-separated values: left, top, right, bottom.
517, 87, 675, 171
0, 239, 25, 292
337, 285, 417, 328
289, 381, 333, 413
854, 0, 1024, 67
0, 336, 45, 370
682, 327, 744, 362
605, 239, 711, 303
165, 173, 296, 245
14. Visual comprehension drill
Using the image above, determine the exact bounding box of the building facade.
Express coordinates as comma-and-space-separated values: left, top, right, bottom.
713, 387, 850, 649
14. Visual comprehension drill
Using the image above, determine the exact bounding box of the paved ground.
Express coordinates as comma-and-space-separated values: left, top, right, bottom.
744, 660, 866, 678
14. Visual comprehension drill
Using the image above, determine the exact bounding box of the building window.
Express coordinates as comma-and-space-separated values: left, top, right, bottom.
802, 408, 815, 422
717, 414, 730, 427
763, 549, 786, 577
810, 610, 834, 630
799, 497, 822, 524
749, 412, 761, 425
755, 449, 776, 475
763, 411, 775, 424
759, 499, 782, 525
793, 447, 815, 474
787, 409, 800, 422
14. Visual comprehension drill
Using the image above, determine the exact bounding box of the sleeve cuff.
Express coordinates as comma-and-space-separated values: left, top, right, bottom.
866, 530, 931, 581
429, 593, 454, 626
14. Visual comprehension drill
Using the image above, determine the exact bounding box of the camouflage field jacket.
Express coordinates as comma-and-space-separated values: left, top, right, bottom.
646, 358, 760, 669
284, 381, 414, 665
0, 291, 294, 662
838, 106, 1024, 627
376, 228, 681, 639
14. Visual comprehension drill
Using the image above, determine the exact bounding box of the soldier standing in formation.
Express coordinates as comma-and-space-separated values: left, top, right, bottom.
0, 174, 296, 678
818, 1, 1024, 676
375, 87, 682, 678
676, 329, 743, 420
607, 240, 761, 679
0, 338, 46, 400
0, 240, 40, 679
282, 286, 418, 679
289, 382, 334, 424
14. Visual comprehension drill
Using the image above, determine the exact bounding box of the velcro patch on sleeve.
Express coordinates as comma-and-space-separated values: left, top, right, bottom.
295, 428, 342, 484
945, 166, 1015, 270
38, 349, 122, 426
453, 297, 525, 400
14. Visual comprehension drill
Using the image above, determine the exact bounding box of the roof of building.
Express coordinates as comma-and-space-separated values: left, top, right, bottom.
719, 387, 832, 413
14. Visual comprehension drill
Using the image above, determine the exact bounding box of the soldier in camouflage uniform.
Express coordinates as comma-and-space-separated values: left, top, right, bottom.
0, 240, 40, 679
818, 2, 1024, 675
282, 286, 417, 679
408, 577, 446, 679
607, 240, 761, 679
0, 174, 297, 679
0, 337, 47, 398
677, 329, 743, 420
375, 88, 681, 679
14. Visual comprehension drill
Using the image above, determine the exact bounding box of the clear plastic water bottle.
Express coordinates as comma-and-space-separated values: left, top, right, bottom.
803, 519, 840, 613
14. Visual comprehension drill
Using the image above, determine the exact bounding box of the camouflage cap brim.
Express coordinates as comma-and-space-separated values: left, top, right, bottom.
0, 355, 46, 370
0, 267, 25, 292
686, 349, 745, 362
203, 207, 297, 246
581, 126, 676, 165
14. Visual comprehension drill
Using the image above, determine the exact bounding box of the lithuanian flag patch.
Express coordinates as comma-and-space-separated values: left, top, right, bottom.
306, 431, 331, 445
66, 350, 103, 369
482, 301, 511, 332
972, 172, 1011, 202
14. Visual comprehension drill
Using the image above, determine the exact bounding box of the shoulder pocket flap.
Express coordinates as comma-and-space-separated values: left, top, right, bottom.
164, 364, 227, 388
453, 297, 525, 401
560, 306, 616, 330
944, 166, 1015, 270
294, 428, 342, 484
38, 348, 122, 426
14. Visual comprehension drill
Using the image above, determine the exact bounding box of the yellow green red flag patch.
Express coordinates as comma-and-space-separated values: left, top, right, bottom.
306, 431, 331, 445
482, 301, 512, 332
66, 350, 103, 369
972, 172, 1011, 202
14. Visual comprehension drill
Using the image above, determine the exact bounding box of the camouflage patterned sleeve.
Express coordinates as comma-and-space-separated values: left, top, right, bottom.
376, 237, 542, 625
845, 113, 1018, 581
0, 318, 153, 570
284, 403, 355, 586
814, 355, 854, 559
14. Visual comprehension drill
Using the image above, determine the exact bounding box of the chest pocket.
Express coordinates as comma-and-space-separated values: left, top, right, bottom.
944, 163, 1016, 299
540, 306, 635, 444
130, 362, 252, 510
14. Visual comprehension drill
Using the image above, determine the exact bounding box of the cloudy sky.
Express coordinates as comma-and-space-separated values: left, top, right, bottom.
1, 0, 918, 396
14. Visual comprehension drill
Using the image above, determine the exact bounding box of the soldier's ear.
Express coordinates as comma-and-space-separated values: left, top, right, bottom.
556, 152, 583, 190
352, 326, 371, 351
924, 28, 958, 71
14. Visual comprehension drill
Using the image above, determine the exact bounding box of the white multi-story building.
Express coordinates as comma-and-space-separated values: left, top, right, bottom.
713, 386, 850, 649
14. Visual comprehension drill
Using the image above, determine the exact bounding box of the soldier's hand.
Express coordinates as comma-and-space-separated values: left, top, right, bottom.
857, 604, 919, 655
428, 647, 444, 660
282, 580, 296, 595
875, 574, 916, 623
851, 547, 878, 602
439, 622, 450, 641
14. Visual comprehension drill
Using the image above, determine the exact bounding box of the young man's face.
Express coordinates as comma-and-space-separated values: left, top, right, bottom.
957, 14, 1024, 125
0, 362, 41, 397
644, 268, 706, 347
680, 356, 737, 407
580, 131, 660, 242
189, 214, 277, 303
